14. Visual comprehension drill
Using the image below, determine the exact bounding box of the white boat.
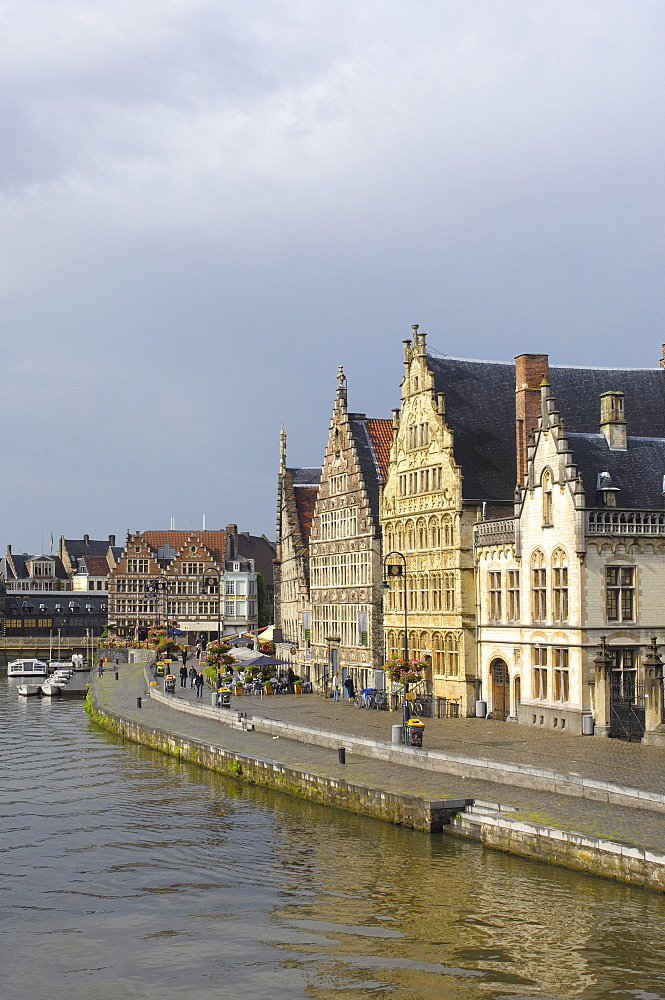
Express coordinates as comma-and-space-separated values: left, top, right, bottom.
41, 681, 63, 696
8, 658, 48, 678
18, 683, 42, 696
49, 660, 74, 674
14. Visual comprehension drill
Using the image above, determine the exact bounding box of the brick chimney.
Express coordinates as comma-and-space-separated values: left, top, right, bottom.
515, 353, 549, 486
225, 524, 238, 560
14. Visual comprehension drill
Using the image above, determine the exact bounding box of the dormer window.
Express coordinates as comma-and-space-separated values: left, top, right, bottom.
542, 470, 553, 525
597, 471, 619, 507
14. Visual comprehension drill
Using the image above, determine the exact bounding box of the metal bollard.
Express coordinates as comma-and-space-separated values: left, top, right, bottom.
338, 747, 346, 765
137, 697, 142, 708
115, 671, 119, 681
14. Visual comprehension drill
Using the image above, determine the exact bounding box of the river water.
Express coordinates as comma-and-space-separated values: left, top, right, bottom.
2, 675, 665, 1000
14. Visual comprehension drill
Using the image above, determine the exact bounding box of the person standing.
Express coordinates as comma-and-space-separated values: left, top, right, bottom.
179, 664, 188, 688
195, 671, 204, 698
344, 675, 355, 701
181, 649, 188, 669
332, 672, 340, 702
189, 665, 197, 688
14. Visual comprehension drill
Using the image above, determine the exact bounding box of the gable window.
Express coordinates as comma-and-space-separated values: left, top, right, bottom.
552, 550, 568, 622
531, 552, 547, 622
488, 571, 502, 621
507, 569, 520, 621
606, 566, 635, 622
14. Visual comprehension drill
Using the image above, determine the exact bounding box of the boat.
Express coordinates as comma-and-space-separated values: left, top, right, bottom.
17, 683, 42, 696
41, 681, 63, 696
49, 660, 74, 675
8, 658, 48, 678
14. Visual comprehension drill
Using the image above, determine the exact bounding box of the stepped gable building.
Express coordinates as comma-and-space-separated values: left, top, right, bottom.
109, 526, 263, 641
308, 367, 393, 695
475, 347, 665, 741
273, 426, 321, 678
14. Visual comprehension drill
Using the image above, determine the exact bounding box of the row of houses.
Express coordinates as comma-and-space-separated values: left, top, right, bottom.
1, 528, 275, 642
274, 328, 665, 743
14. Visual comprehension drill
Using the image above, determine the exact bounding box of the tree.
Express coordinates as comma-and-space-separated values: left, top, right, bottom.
256, 572, 271, 628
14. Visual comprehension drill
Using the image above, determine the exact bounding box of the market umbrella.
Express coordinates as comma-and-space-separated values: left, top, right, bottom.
240, 654, 293, 667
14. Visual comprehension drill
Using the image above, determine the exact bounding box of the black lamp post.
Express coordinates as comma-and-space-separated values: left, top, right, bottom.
381, 550, 409, 726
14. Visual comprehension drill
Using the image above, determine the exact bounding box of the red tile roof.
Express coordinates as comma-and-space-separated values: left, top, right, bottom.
294, 486, 318, 543
365, 418, 394, 480
142, 530, 226, 562
79, 555, 111, 576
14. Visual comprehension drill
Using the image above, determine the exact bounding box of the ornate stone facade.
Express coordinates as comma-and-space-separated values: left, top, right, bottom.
309, 368, 392, 695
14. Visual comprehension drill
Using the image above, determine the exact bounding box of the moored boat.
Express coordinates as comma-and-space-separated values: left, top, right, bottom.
8, 658, 48, 678
41, 681, 63, 696
18, 683, 42, 696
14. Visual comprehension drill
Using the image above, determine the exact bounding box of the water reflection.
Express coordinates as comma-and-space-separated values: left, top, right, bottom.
1, 677, 665, 1000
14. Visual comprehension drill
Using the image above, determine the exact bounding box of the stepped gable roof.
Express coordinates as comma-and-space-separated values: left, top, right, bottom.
566, 433, 665, 510
288, 467, 321, 486
142, 530, 226, 563
348, 416, 389, 522
293, 487, 318, 544
237, 534, 276, 585
365, 419, 394, 480
427, 356, 516, 501
77, 555, 111, 576
549, 365, 665, 437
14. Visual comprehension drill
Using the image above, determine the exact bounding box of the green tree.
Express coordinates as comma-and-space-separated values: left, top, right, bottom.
256, 572, 271, 628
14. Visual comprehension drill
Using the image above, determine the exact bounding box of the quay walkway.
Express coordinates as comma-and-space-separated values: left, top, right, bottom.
90, 662, 665, 892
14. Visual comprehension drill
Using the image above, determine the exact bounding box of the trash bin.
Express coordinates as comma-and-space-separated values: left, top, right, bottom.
475, 700, 487, 718
582, 713, 595, 736
218, 686, 231, 709
405, 717, 425, 747
391, 724, 403, 745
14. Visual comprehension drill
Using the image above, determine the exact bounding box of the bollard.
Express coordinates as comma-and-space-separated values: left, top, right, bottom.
338, 747, 346, 765
136, 696, 142, 709
115, 671, 119, 681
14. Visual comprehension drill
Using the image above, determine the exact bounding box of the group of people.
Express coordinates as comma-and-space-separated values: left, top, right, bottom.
179, 650, 204, 697
331, 672, 355, 702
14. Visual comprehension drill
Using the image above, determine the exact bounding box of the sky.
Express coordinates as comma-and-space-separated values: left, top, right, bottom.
2, 0, 664, 553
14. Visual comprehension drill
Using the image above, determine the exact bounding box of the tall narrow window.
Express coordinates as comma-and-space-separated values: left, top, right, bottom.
443, 572, 455, 612
542, 469, 553, 525
531, 552, 547, 622
532, 646, 548, 699
507, 569, 520, 621
606, 567, 635, 622
552, 550, 568, 622
488, 571, 502, 621
553, 648, 569, 702
444, 633, 459, 676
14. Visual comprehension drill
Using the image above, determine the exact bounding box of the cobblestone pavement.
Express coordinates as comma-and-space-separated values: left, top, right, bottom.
92, 664, 665, 853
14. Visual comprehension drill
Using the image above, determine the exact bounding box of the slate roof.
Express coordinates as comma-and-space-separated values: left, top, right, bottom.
428, 355, 665, 502
567, 434, 665, 510
62, 538, 116, 567
549, 365, 665, 437
5, 591, 108, 613
2, 553, 69, 581
427, 356, 516, 501
289, 467, 321, 486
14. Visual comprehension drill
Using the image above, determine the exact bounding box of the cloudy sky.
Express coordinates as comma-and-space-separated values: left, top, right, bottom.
2, 0, 663, 552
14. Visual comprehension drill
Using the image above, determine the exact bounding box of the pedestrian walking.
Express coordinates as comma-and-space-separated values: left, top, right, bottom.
332, 672, 340, 701
189, 665, 197, 688
179, 664, 188, 688
97, 660, 104, 678
195, 671, 204, 698
344, 675, 355, 700
181, 649, 188, 667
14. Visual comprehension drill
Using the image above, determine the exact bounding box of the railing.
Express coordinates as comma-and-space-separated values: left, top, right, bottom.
586, 509, 665, 536
473, 518, 516, 546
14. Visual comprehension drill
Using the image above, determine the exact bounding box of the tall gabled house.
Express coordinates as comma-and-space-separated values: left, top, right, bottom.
309, 368, 393, 695
273, 426, 321, 680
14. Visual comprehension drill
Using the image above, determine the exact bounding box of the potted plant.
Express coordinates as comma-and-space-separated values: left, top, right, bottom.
293, 675, 302, 694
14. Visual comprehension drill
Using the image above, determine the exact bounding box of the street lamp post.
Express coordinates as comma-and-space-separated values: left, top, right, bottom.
381, 550, 409, 727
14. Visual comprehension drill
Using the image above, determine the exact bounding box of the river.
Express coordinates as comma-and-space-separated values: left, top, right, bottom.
2, 674, 665, 1000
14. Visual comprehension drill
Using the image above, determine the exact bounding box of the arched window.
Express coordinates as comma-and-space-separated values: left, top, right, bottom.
552, 548, 568, 622
531, 549, 547, 622
432, 632, 443, 673
443, 572, 455, 612
429, 516, 440, 549
542, 469, 553, 525
406, 520, 416, 551
442, 515, 453, 547
417, 518, 427, 549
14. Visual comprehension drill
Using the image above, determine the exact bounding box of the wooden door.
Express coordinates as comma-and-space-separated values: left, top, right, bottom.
492, 659, 509, 721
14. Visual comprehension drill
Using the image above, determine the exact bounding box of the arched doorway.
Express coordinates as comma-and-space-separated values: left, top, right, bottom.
513, 676, 521, 718
491, 658, 510, 721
